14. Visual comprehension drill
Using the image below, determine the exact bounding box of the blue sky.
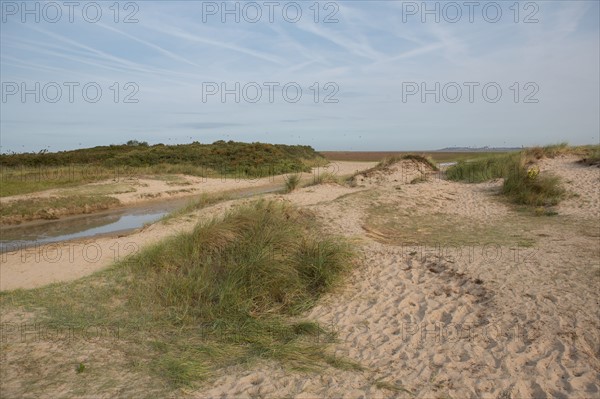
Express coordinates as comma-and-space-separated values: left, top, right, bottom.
1, 0, 599, 152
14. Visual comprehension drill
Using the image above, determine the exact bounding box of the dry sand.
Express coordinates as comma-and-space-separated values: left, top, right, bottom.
1, 156, 599, 398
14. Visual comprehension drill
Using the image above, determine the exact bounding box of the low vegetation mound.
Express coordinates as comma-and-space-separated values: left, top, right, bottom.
2, 200, 356, 387
0, 141, 326, 177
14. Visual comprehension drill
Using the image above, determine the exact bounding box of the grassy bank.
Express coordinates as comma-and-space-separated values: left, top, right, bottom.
0, 195, 121, 225
0, 200, 357, 391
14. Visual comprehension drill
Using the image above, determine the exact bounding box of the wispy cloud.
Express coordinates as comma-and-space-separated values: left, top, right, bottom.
1, 1, 598, 152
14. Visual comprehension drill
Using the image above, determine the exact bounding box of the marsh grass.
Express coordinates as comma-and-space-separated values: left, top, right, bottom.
0, 165, 121, 197
0, 200, 357, 388
0, 195, 121, 224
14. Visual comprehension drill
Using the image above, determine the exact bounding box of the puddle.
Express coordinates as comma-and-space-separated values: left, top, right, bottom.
0, 185, 282, 253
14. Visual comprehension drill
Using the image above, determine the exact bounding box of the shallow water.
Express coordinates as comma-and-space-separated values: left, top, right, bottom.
0, 185, 282, 253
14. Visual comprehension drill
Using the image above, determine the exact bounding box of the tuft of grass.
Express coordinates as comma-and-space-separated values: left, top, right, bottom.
307, 172, 344, 187
502, 168, 565, 208
1, 200, 355, 388
284, 174, 301, 193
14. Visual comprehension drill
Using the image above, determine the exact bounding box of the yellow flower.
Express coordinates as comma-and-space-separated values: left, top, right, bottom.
527, 166, 539, 180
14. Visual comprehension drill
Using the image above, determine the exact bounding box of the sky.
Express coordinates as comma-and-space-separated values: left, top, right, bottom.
1, 0, 599, 152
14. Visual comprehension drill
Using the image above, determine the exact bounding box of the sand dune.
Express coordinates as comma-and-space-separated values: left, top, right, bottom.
195, 156, 599, 398
1, 156, 598, 398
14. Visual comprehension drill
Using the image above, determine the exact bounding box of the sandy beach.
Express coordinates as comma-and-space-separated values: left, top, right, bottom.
1, 156, 598, 398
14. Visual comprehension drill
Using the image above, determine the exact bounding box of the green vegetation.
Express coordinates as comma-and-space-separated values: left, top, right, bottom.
1, 200, 356, 387
502, 169, 565, 207
0, 141, 327, 197
0, 141, 324, 172
0, 195, 120, 224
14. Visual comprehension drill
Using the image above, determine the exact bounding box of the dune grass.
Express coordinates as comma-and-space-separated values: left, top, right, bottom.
0, 200, 357, 388
524, 142, 570, 160
578, 146, 600, 166
446, 151, 566, 209
445, 152, 521, 183
284, 174, 302, 193
502, 168, 565, 207
305, 171, 346, 187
